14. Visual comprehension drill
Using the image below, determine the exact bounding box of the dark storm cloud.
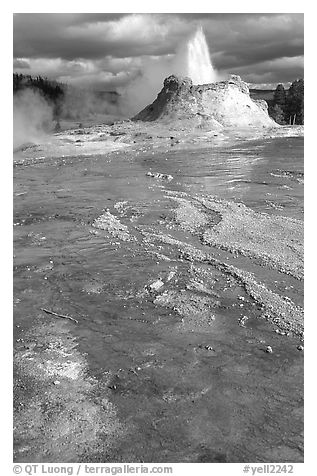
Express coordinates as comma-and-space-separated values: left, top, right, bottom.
13, 13, 188, 60
233, 56, 304, 85
213, 40, 304, 69
202, 13, 303, 66
13, 13, 111, 60
13, 13, 304, 88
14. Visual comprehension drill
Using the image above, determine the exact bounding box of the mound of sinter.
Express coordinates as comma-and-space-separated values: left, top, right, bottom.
133, 74, 276, 128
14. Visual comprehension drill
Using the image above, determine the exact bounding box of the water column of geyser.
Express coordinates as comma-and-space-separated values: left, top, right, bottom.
122, 26, 217, 116
175, 27, 217, 85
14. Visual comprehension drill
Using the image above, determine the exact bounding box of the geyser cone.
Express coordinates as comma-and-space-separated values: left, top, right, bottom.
175, 27, 217, 85
133, 74, 277, 129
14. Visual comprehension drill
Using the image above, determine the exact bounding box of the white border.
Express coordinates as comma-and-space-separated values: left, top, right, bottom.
4, 4, 312, 475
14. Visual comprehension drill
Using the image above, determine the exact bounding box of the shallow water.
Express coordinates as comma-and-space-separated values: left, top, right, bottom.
14, 135, 304, 462
139, 137, 304, 219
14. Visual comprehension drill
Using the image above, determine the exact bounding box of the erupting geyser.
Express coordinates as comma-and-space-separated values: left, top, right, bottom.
175, 27, 217, 85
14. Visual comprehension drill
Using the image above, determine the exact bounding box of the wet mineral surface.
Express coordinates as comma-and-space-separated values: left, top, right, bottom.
13, 126, 304, 462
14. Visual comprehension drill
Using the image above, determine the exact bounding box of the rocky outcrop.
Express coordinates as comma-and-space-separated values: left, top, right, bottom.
133, 74, 277, 128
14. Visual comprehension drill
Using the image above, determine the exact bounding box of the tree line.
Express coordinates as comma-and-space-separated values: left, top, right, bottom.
269, 79, 304, 125
13, 73, 65, 118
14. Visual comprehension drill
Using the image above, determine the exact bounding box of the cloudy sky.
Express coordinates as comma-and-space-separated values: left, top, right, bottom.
13, 13, 304, 90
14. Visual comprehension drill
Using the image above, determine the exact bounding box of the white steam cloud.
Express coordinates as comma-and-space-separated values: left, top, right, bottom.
13, 87, 125, 150
13, 89, 54, 149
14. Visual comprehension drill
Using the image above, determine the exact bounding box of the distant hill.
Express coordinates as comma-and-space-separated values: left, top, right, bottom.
249, 89, 278, 114
249, 88, 291, 109
94, 90, 120, 104
249, 89, 275, 102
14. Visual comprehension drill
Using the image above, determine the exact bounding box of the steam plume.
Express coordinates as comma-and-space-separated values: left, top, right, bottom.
121, 27, 218, 116
13, 89, 54, 149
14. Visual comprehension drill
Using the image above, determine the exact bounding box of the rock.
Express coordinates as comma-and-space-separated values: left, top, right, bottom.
266, 346, 273, 353
204, 345, 214, 351
146, 171, 173, 181
166, 270, 177, 282
93, 210, 133, 242
275, 329, 288, 335
53, 380, 61, 385
238, 315, 248, 327
297, 345, 304, 351
148, 279, 164, 292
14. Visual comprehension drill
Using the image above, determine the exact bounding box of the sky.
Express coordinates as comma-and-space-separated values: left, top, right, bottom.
13, 13, 304, 90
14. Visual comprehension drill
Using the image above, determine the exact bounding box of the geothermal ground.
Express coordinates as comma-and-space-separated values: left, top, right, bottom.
13, 122, 304, 463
